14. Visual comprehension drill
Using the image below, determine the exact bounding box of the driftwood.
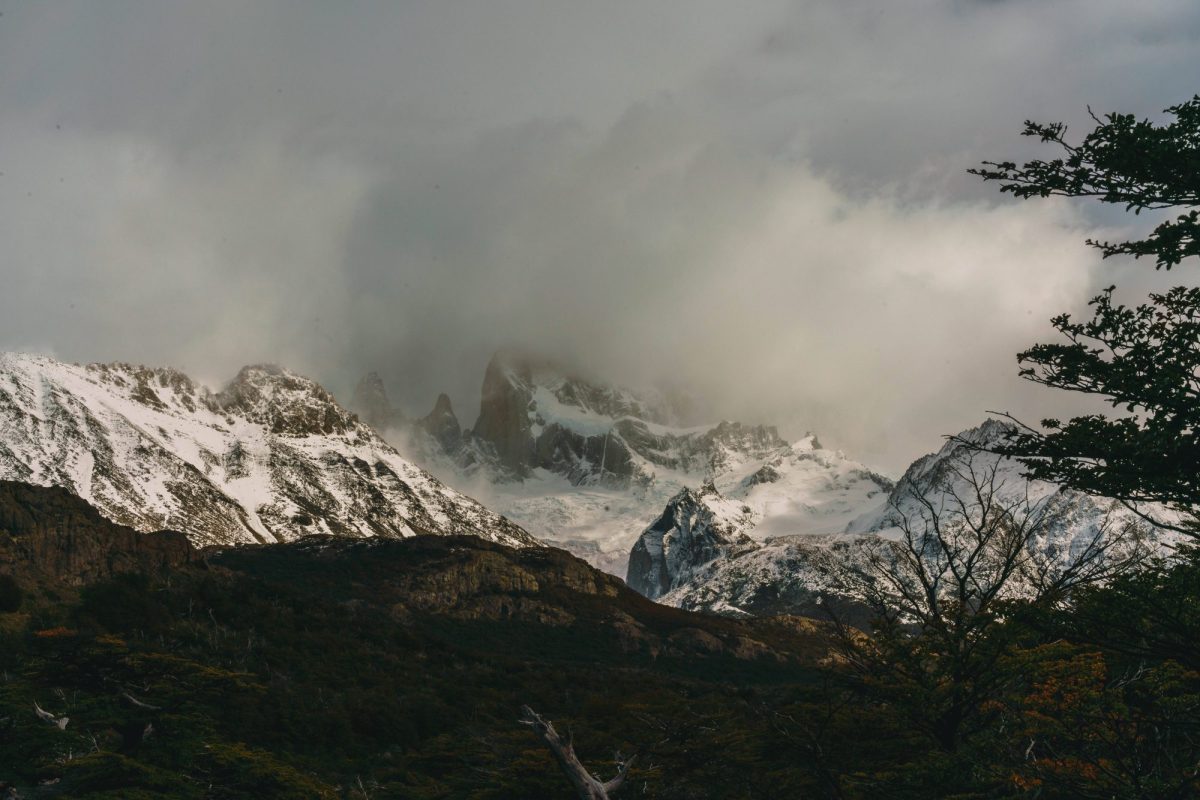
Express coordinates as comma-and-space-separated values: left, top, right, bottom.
519, 705, 634, 799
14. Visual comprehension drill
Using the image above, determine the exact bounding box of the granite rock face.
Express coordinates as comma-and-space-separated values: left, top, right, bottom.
626, 482, 756, 599
350, 371, 404, 432
464, 351, 787, 487
417, 393, 463, 456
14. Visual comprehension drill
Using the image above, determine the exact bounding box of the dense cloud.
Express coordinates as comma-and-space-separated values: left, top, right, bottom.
1, 1, 1197, 471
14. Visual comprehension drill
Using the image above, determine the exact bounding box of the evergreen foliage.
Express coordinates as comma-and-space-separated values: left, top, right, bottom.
973, 98, 1200, 533
971, 97, 1200, 270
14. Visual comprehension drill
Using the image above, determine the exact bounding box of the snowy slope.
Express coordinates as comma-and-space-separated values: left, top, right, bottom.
846, 419, 1185, 553
0, 353, 537, 548
367, 351, 891, 577
659, 536, 853, 618
645, 419, 1182, 616
625, 435, 894, 597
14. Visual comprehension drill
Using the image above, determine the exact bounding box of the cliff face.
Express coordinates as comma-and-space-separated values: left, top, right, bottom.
471, 353, 537, 475
0, 480, 192, 588
626, 483, 757, 599
464, 351, 786, 487
350, 371, 404, 432
417, 393, 463, 455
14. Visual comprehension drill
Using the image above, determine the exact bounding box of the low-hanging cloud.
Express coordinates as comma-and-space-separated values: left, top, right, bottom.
1, 1, 1197, 472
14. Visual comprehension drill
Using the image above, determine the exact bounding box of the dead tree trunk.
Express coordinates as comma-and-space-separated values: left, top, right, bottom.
519, 705, 634, 799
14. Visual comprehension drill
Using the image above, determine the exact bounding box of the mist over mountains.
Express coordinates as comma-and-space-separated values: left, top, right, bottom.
4, 3, 1197, 473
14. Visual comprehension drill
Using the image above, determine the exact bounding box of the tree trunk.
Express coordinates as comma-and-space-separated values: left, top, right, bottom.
519, 705, 634, 799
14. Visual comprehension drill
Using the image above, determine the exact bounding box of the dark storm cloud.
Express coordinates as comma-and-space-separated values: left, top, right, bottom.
1, 1, 1197, 471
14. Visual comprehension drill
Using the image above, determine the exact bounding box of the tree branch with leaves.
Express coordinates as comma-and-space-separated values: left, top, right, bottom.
973, 97, 1200, 535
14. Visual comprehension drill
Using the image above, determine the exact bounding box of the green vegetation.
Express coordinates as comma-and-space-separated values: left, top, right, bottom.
0, 575, 21, 613
972, 97, 1200, 535
1, 533, 1197, 798
0, 537, 868, 798
971, 96, 1200, 271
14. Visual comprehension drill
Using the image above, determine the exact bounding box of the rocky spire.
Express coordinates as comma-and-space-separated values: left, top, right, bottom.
350, 371, 402, 431
418, 393, 463, 454
471, 351, 535, 475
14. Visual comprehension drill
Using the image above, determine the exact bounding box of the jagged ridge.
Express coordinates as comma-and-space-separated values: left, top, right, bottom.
355, 351, 862, 575
645, 419, 1183, 618
0, 353, 537, 548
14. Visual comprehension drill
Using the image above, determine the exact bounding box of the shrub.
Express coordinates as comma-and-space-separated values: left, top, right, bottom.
0, 574, 22, 613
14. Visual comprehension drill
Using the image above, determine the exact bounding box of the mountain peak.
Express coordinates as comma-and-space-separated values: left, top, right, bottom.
0, 352, 538, 549
350, 371, 403, 432
418, 393, 462, 453
626, 484, 756, 599
213, 364, 355, 437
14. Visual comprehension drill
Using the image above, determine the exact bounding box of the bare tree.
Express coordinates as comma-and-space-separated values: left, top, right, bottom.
519, 706, 635, 800
825, 448, 1150, 752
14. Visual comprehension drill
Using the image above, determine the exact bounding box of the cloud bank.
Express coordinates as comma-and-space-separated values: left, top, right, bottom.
1, 1, 1197, 471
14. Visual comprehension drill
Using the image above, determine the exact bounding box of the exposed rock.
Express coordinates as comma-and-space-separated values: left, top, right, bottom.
464, 350, 787, 487
0, 480, 192, 588
350, 371, 404, 431
204, 533, 832, 662
417, 393, 462, 454
370, 349, 887, 576
648, 419, 1181, 622
626, 483, 756, 599
471, 351, 536, 475
211, 364, 356, 437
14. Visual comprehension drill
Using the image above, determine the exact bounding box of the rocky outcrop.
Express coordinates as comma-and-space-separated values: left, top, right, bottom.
644, 420, 1181, 621
0, 480, 192, 588
359, 350, 878, 576
461, 350, 786, 488
471, 352, 537, 475
350, 371, 404, 432
206, 532, 830, 663
626, 483, 756, 599
417, 393, 462, 455
211, 364, 357, 437
0, 485, 836, 668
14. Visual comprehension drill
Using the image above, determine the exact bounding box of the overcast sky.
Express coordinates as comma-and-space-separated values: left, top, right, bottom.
1, 1, 1198, 472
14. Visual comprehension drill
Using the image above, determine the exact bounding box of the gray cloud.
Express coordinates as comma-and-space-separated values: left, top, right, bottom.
0, 1, 1197, 472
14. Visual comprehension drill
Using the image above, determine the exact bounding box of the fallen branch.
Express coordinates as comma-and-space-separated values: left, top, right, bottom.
519, 705, 634, 799
33, 702, 68, 731
120, 691, 162, 711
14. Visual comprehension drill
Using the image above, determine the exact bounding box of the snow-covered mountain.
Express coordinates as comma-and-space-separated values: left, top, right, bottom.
844, 418, 1183, 548
0, 353, 536, 548
360, 350, 890, 576
626, 482, 757, 599
625, 436, 894, 598
639, 419, 1181, 617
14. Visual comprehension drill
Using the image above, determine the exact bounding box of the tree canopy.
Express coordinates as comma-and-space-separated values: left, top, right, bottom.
971, 96, 1200, 270
973, 99, 1200, 533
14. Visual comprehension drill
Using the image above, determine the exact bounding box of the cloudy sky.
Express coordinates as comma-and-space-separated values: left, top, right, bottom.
1, 1, 1197, 471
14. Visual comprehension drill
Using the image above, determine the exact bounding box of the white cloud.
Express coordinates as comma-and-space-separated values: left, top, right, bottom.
1, 1, 1197, 470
